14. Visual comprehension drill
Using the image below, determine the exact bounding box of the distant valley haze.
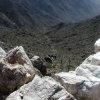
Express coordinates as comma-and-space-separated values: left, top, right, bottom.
0, 0, 100, 30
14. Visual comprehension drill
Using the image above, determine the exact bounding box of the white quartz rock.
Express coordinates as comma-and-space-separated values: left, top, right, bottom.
55, 71, 100, 100
55, 72, 88, 94
94, 38, 100, 53
91, 52, 100, 65
0, 47, 6, 59
82, 55, 93, 64
76, 64, 100, 79
82, 52, 100, 66
6, 75, 76, 100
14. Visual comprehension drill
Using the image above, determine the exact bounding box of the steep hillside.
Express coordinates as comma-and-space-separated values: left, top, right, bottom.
0, 0, 100, 73
0, 0, 100, 29
0, 26, 51, 57
0, 16, 100, 74
45, 15, 100, 67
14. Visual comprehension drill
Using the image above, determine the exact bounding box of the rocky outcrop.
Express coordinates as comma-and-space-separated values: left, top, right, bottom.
6, 53, 76, 100
3, 39, 100, 100
0, 46, 35, 94
6, 75, 76, 100
94, 38, 100, 53
0, 47, 6, 59
31, 56, 47, 76
55, 38, 100, 100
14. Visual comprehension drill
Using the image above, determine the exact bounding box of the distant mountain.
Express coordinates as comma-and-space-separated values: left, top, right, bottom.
0, 0, 100, 29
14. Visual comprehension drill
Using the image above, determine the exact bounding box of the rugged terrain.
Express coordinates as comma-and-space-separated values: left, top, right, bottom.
0, 0, 100, 100
46, 15, 100, 67
0, 0, 100, 73
1, 38, 100, 100
0, 15, 100, 74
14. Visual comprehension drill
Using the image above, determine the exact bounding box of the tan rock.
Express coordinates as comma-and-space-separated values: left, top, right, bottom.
0, 46, 35, 94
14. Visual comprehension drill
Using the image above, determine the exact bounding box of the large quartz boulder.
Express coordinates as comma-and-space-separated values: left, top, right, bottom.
55, 69, 100, 100
6, 75, 76, 100
0, 46, 35, 94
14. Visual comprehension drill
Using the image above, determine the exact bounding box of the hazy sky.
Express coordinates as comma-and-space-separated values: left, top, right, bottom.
92, 0, 100, 4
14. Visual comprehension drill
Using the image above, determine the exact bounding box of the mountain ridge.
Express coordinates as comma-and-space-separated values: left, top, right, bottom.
0, 0, 100, 29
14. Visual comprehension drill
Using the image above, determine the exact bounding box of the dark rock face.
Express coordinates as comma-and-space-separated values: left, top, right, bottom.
31, 56, 47, 76
0, 46, 35, 94
44, 56, 52, 64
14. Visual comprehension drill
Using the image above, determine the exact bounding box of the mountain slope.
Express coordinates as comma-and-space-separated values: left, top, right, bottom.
0, 0, 100, 29
0, 0, 100, 73
0, 15, 100, 73
45, 15, 100, 66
